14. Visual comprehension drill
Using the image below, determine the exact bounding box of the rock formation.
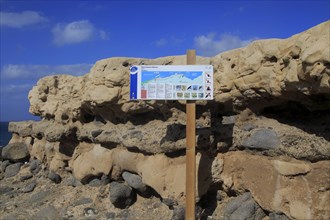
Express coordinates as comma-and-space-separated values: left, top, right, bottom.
1, 20, 329, 219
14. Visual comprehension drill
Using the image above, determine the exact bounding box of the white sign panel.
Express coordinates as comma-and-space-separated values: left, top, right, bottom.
130, 65, 213, 100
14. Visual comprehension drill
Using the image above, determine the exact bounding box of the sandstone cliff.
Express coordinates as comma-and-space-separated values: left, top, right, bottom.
1, 21, 329, 220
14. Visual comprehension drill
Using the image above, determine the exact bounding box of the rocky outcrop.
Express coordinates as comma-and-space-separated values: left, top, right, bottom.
2, 21, 330, 219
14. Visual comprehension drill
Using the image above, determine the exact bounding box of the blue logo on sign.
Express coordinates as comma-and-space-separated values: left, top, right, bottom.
130, 66, 138, 72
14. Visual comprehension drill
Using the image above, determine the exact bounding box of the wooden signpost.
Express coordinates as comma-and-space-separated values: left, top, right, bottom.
130, 50, 213, 220
185, 50, 196, 220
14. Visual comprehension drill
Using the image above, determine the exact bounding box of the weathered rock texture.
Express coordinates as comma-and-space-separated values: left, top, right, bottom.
2, 21, 330, 219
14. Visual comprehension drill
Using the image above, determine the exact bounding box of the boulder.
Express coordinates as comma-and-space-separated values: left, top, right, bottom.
109, 181, 136, 209
1, 143, 30, 162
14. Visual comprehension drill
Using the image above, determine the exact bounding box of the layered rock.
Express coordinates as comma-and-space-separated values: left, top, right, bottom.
2, 21, 330, 219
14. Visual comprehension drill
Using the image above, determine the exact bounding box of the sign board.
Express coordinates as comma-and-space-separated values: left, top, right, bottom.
130, 65, 213, 100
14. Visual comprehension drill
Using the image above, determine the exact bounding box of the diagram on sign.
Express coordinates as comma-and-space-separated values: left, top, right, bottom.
130, 65, 213, 100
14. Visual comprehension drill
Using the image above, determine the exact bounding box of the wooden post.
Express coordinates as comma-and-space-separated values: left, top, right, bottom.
186, 49, 196, 220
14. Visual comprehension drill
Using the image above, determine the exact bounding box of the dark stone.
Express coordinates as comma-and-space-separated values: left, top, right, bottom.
1, 143, 30, 162
1, 160, 11, 173
230, 199, 255, 219
109, 181, 136, 209
122, 171, 149, 196
48, 171, 62, 184
0, 186, 14, 195
88, 178, 102, 187
4, 163, 22, 178
171, 206, 185, 220
20, 174, 33, 181
224, 192, 266, 220
63, 174, 81, 187
100, 174, 110, 185
34, 205, 59, 220
242, 129, 280, 150
22, 181, 37, 193
91, 130, 102, 138
74, 197, 93, 206
269, 212, 291, 220
84, 207, 98, 217
29, 159, 41, 175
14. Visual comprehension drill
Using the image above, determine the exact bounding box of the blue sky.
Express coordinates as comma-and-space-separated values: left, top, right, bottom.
0, 0, 329, 121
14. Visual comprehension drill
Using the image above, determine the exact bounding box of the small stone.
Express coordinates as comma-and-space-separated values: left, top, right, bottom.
63, 175, 80, 187
4, 163, 22, 178
88, 178, 102, 187
48, 171, 61, 184
20, 174, 33, 181
109, 181, 136, 209
84, 207, 98, 217
122, 171, 149, 196
29, 159, 41, 175
22, 181, 37, 193
100, 174, 110, 185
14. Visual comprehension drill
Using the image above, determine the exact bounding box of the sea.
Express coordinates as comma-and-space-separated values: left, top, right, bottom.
0, 122, 11, 147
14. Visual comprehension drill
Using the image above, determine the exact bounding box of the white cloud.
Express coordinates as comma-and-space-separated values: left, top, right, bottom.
194, 33, 256, 56
0, 11, 48, 28
52, 20, 95, 46
1, 64, 93, 79
99, 30, 109, 40
154, 38, 167, 47
0, 84, 33, 95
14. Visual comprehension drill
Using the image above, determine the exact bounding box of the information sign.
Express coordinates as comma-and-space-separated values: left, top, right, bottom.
130, 65, 213, 100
